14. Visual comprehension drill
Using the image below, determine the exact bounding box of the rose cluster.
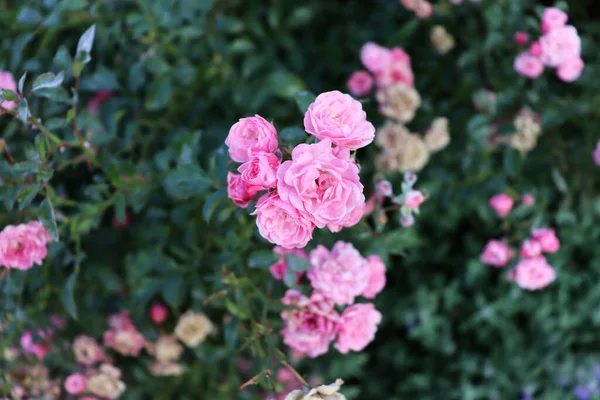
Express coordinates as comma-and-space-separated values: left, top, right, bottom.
514, 7, 584, 82
225, 91, 376, 249
273, 241, 385, 358
0, 221, 52, 270
482, 193, 558, 291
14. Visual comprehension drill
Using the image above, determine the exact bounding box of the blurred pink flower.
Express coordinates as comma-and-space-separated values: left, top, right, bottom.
225, 115, 279, 163
360, 42, 392, 74
541, 7, 568, 33
557, 57, 584, 82
514, 52, 544, 79
150, 303, 168, 324
0, 221, 52, 270
521, 194, 535, 206
307, 241, 370, 305
20, 330, 51, 360
404, 190, 425, 209
513, 31, 529, 46
269, 246, 308, 281
489, 194, 514, 218
280, 290, 339, 358
529, 41, 542, 57
87, 90, 114, 115
520, 239, 542, 258
376, 180, 393, 198
334, 303, 382, 354
347, 70, 374, 96
540, 26, 581, 68
0, 70, 17, 110
73, 335, 105, 366
594, 141, 600, 166
512, 256, 556, 290
414, 0, 433, 19
304, 91, 375, 150
64, 373, 87, 395
481, 240, 514, 267
531, 228, 560, 253
362, 255, 386, 298
401, 214, 415, 227
104, 311, 147, 357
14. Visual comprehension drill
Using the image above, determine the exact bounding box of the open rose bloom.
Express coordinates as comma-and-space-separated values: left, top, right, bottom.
0, 221, 52, 270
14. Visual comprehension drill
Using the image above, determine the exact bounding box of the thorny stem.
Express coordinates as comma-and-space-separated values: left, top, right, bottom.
275, 349, 310, 387
240, 369, 275, 391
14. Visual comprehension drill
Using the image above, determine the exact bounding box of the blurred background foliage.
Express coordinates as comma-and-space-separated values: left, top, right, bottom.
2, 0, 600, 398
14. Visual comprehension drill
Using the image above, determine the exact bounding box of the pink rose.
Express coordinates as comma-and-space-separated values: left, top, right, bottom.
557, 57, 584, 82
73, 335, 105, 366
520, 239, 542, 258
513, 31, 529, 46
269, 246, 308, 281
529, 41, 542, 57
253, 192, 315, 249
347, 70, 374, 96
404, 190, 425, 209
541, 7, 568, 33
307, 241, 370, 305
360, 42, 392, 74
414, 0, 433, 19
64, 373, 87, 395
334, 303, 382, 354
104, 311, 147, 357
376, 47, 415, 88
400, 0, 417, 9
280, 290, 339, 358
512, 256, 556, 290
225, 115, 279, 163
362, 255, 386, 298
87, 90, 114, 115
227, 172, 258, 208
489, 193, 514, 218
50, 314, 66, 329
0, 70, 17, 110
522, 194, 535, 206
20, 330, 51, 360
277, 139, 365, 232
303, 91, 375, 150
238, 152, 280, 191
480, 240, 514, 267
594, 140, 600, 166
150, 303, 168, 324
0, 221, 52, 270
531, 228, 560, 253
540, 26, 581, 68
514, 52, 544, 79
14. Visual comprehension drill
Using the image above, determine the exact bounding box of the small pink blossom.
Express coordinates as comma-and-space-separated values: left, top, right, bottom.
514, 52, 544, 79
360, 42, 392, 74
104, 311, 147, 357
87, 90, 114, 115
513, 31, 529, 46
280, 290, 339, 358
253, 192, 315, 249
225, 115, 279, 163
404, 190, 425, 209
334, 303, 382, 354
73, 335, 105, 366
238, 152, 280, 191
20, 330, 51, 360
541, 7, 568, 33
308, 241, 370, 305
480, 240, 514, 267
304, 91, 375, 150
401, 214, 415, 227
414, 0, 433, 19
520, 239, 542, 258
227, 172, 257, 208
0, 71, 17, 110
400, 0, 417, 9
529, 41, 542, 57
362, 255, 386, 298
347, 70, 374, 96
150, 303, 168, 324
489, 194, 514, 218
376, 180, 393, 198
512, 256, 556, 290
64, 373, 87, 395
50, 314, 66, 329
540, 26, 581, 68
594, 141, 600, 166
375, 47, 415, 88
277, 139, 365, 232
0, 221, 52, 270
557, 57, 584, 82
522, 194, 535, 206
531, 228, 560, 253
269, 246, 308, 281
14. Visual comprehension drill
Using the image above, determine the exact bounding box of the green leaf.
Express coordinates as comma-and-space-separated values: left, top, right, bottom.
247, 250, 278, 269
37, 135, 48, 160
163, 164, 211, 199
76, 24, 96, 63
295, 91, 315, 114
283, 269, 298, 289
2, 89, 16, 101
280, 126, 307, 146
162, 275, 185, 308
61, 273, 78, 319
286, 254, 311, 272
18, 183, 41, 210
503, 148, 521, 178
33, 86, 73, 104
39, 197, 59, 241
18, 98, 28, 124
267, 70, 306, 99
0, 186, 21, 211
32, 72, 65, 91
203, 188, 227, 223
115, 194, 126, 223
57, 0, 89, 11
18, 72, 27, 93
144, 76, 173, 111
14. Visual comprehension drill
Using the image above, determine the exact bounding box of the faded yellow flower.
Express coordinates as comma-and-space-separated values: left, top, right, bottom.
424, 117, 450, 152
285, 379, 347, 400
507, 109, 542, 153
87, 366, 126, 400
148, 361, 184, 377
431, 25, 455, 54
175, 311, 214, 348
398, 134, 430, 172
150, 334, 183, 363
376, 83, 421, 122
375, 121, 412, 151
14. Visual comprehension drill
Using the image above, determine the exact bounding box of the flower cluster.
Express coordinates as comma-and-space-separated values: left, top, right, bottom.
278, 241, 385, 358
514, 7, 584, 82
482, 193, 558, 291
0, 221, 52, 270
226, 91, 376, 249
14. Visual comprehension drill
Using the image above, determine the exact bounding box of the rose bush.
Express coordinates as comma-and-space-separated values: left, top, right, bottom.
2, 0, 600, 399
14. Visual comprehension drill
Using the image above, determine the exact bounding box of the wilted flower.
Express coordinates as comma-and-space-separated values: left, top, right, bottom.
424, 117, 450, 152
507, 108, 542, 153
73, 335, 105, 366
430, 25, 455, 54
397, 134, 430, 172
376, 83, 421, 123
86, 364, 126, 400
284, 379, 347, 400
375, 121, 412, 150
151, 334, 183, 363
175, 311, 214, 348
